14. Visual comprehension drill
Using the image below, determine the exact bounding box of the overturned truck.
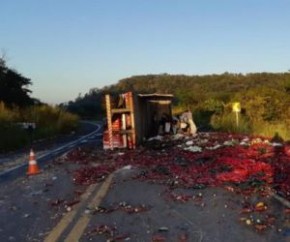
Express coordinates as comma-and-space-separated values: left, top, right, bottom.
103, 92, 173, 149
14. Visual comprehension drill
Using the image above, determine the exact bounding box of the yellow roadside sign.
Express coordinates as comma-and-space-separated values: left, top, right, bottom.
232, 102, 241, 112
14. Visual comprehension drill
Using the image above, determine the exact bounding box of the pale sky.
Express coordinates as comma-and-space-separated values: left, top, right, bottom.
1, 0, 289, 104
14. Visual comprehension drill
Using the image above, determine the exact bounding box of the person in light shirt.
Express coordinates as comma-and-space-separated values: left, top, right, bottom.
180, 109, 197, 136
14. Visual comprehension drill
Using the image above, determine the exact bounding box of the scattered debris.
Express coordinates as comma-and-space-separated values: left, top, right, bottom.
49, 199, 64, 207
255, 202, 267, 212
166, 192, 192, 203
86, 224, 116, 238
152, 234, 166, 242
57, 131, 290, 237
62, 132, 290, 200
93, 202, 150, 215
158, 226, 169, 232
73, 165, 114, 185
23, 213, 30, 218
86, 224, 130, 241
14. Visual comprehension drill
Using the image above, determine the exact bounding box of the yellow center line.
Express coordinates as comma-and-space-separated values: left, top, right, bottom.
64, 173, 114, 242
44, 183, 98, 242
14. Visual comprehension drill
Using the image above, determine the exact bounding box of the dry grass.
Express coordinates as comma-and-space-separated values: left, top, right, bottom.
0, 103, 79, 152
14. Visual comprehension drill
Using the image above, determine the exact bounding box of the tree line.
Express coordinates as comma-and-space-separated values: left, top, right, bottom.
66, 72, 290, 139
0, 58, 79, 152
0, 58, 38, 107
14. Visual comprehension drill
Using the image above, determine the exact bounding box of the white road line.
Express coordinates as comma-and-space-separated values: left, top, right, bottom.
0, 122, 102, 176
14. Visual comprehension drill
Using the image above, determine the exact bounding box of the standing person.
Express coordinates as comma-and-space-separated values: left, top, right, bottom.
171, 116, 179, 134
159, 113, 171, 134
181, 109, 197, 136
151, 112, 159, 136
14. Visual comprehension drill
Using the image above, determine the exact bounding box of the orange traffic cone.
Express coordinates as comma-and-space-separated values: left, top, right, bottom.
27, 149, 40, 175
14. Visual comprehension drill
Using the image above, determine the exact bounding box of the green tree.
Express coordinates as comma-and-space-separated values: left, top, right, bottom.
0, 58, 34, 107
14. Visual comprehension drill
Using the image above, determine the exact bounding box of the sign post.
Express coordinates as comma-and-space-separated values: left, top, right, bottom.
19, 122, 36, 148
232, 102, 241, 127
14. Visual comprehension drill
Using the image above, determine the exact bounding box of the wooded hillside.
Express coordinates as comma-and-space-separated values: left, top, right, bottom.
66, 72, 290, 139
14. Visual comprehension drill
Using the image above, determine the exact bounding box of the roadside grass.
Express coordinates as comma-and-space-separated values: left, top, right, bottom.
28, 105, 80, 138
0, 124, 29, 152
0, 103, 79, 153
210, 112, 252, 134
171, 105, 290, 141
251, 122, 290, 141
209, 112, 290, 140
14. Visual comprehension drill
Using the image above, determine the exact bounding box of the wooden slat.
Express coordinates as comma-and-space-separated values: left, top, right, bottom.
105, 95, 113, 150
111, 108, 131, 114
128, 92, 136, 149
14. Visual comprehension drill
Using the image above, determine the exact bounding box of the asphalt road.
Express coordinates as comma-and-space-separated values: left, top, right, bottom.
0, 121, 102, 183
1, 127, 290, 242
83, 168, 286, 242
1, 160, 287, 242
0, 121, 103, 242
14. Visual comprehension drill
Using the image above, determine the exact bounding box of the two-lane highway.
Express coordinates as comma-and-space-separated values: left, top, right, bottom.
0, 121, 107, 242
0, 121, 103, 183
